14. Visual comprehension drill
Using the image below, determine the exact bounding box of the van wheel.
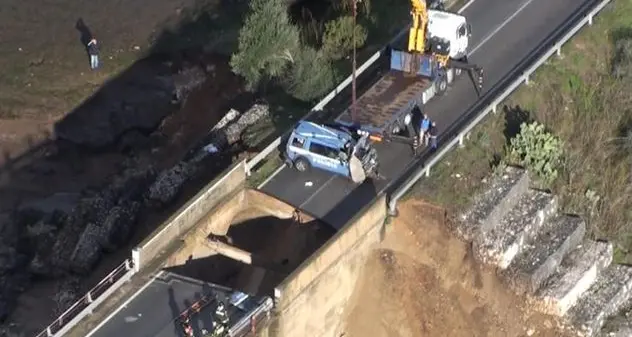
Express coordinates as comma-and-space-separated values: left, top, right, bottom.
294, 157, 310, 172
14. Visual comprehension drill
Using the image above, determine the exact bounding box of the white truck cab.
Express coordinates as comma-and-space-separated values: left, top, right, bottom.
427, 9, 472, 60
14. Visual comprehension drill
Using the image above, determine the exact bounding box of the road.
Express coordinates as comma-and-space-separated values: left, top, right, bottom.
86, 272, 264, 337
260, 0, 593, 229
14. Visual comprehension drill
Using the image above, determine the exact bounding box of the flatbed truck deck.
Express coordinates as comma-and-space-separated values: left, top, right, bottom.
334, 49, 454, 137
335, 71, 431, 134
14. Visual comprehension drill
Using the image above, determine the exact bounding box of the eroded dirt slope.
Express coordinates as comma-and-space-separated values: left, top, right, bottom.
343, 200, 570, 337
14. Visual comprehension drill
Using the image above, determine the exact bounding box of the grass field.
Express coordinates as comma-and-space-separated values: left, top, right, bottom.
412, 0, 632, 264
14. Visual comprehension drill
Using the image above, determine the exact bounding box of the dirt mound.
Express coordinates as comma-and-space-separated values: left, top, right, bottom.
343, 200, 570, 337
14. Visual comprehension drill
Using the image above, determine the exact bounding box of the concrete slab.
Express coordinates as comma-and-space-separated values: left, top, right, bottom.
600, 304, 632, 337
457, 166, 529, 241
502, 215, 586, 294
473, 189, 557, 269
567, 265, 632, 337
532, 240, 613, 316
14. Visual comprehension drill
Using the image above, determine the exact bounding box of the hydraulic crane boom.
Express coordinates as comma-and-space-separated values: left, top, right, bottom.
408, 0, 429, 54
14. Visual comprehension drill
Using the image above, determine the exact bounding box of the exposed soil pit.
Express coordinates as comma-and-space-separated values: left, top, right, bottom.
343, 200, 573, 337
163, 189, 335, 296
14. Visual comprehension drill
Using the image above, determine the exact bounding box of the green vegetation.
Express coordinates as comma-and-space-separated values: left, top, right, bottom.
230, 0, 374, 101
322, 16, 368, 61
412, 0, 632, 264
229, 0, 301, 90
507, 121, 564, 186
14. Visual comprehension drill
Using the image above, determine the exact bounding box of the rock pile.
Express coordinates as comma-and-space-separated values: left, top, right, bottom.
0, 164, 156, 321
147, 104, 269, 206
457, 166, 632, 337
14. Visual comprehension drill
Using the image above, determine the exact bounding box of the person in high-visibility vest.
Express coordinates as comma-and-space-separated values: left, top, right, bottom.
181, 316, 194, 337
211, 302, 230, 337
215, 302, 229, 325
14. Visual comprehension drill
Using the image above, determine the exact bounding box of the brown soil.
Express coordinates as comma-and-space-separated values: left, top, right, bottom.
343, 200, 571, 337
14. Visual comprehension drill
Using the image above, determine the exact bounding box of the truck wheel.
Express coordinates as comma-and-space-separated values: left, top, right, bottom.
294, 157, 310, 172
436, 71, 448, 96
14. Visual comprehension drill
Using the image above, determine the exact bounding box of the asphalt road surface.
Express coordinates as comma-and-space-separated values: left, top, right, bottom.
86, 272, 261, 337
260, 0, 593, 229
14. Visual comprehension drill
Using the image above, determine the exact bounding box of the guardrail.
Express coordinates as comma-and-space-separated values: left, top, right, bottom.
32, 0, 611, 335
388, 0, 611, 211
245, 0, 465, 175
35, 259, 134, 337
244, 27, 408, 174
229, 297, 274, 336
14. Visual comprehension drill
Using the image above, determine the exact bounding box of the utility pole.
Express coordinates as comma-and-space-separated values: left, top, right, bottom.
351, 0, 358, 123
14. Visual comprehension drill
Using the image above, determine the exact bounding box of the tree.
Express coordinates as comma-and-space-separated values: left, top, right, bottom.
282, 48, 337, 101
321, 16, 368, 60
230, 0, 300, 89
508, 121, 564, 185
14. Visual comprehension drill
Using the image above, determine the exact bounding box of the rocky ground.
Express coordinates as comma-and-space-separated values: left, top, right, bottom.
0, 49, 273, 335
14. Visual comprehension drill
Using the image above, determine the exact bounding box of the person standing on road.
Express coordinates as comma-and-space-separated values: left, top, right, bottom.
429, 122, 439, 151
419, 113, 431, 146
87, 38, 100, 70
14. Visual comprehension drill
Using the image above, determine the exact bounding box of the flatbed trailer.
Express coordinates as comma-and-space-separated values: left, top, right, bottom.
335, 49, 458, 137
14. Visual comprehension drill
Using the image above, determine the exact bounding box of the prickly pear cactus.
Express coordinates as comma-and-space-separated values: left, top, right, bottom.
508, 121, 563, 185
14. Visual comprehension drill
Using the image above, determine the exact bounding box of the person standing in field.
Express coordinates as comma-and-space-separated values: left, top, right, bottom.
87, 38, 100, 70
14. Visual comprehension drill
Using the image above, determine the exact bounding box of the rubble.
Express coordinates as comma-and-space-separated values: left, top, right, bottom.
473, 190, 557, 268
146, 161, 196, 205
502, 215, 586, 294
532, 240, 613, 316
567, 265, 632, 337
600, 305, 632, 337
52, 276, 81, 316
457, 166, 529, 241
147, 104, 269, 206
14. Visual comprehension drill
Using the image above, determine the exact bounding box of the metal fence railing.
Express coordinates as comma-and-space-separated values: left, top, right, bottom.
388, 0, 612, 211
32, 0, 613, 336
35, 259, 134, 337
245, 0, 469, 174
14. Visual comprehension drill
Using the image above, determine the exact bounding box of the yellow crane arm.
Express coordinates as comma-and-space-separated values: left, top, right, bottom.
408, 0, 428, 53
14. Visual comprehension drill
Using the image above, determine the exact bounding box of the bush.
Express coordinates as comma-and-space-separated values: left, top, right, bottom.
612, 38, 632, 80
321, 16, 368, 60
230, 0, 300, 89
282, 48, 337, 101
508, 121, 564, 185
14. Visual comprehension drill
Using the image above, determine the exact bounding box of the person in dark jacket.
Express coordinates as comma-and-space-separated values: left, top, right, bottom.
87, 38, 99, 70
428, 122, 439, 150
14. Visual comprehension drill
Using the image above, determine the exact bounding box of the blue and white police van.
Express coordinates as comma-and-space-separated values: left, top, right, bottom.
284, 121, 379, 183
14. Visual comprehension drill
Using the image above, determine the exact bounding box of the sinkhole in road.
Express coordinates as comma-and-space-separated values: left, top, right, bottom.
162, 189, 335, 296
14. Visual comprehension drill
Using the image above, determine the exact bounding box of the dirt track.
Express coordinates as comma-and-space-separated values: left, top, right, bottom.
343, 200, 571, 337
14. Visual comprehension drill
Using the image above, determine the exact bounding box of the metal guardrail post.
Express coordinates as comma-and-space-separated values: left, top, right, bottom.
386, 0, 612, 216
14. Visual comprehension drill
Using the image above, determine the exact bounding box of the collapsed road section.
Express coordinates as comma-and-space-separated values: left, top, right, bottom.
260, 0, 591, 229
